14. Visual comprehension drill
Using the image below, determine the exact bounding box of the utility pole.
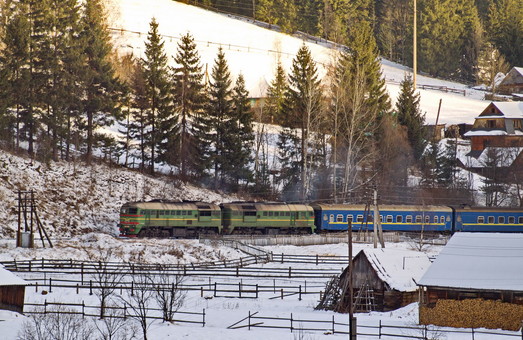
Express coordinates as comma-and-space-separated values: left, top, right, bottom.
413, 0, 417, 88
348, 221, 356, 340
373, 189, 385, 248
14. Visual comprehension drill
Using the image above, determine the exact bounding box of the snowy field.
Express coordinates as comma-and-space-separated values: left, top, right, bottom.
0, 238, 521, 339
107, 0, 490, 125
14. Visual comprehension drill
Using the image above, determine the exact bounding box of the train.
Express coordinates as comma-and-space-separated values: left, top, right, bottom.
118, 200, 523, 237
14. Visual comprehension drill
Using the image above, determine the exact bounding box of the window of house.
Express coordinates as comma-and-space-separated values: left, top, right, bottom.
487, 120, 496, 128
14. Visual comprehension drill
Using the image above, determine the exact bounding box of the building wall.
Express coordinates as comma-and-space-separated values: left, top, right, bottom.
0, 286, 25, 313
470, 135, 523, 151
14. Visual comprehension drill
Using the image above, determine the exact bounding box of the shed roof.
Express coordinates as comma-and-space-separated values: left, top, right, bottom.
357, 248, 431, 292
0, 265, 27, 286
418, 233, 523, 291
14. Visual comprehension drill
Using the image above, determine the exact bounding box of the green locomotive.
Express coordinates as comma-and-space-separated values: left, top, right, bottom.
118, 200, 315, 237
118, 200, 222, 237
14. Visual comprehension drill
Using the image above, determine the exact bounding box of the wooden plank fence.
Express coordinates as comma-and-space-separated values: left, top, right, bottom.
228, 312, 523, 339
25, 300, 205, 326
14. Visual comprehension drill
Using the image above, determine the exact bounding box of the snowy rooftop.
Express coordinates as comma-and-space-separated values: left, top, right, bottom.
487, 102, 523, 118
358, 248, 431, 292
418, 233, 523, 291
0, 265, 27, 286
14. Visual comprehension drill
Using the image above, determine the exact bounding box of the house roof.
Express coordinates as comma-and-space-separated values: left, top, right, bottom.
0, 265, 27, 286
491, 102, 523, 118
418, 233, 523, 291
357, 248, 431, 292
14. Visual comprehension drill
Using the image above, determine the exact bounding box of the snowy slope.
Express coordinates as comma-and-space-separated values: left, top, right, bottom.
107, 0, 489, 125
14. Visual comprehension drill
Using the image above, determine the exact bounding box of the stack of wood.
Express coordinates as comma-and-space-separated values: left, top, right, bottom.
420, 299, 523, 331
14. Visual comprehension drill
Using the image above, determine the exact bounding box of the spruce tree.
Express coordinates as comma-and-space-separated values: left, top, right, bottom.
228, 74, 254, 189
171, 33, 207, 181
396, 74, 426, 161
206, 47, 234, 190
285, 44, 323, 200
79, 0, 122, 163
265, 61, 287, 124
488, 0, 523, 68
141, 18, 173, 175
256, 0, 297, 34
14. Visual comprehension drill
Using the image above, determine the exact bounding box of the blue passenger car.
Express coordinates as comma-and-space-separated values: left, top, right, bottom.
454, 207, 523, 232
311, 204, 453, 233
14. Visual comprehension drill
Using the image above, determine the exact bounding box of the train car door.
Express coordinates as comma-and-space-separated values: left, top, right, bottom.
290, 212, 296, 226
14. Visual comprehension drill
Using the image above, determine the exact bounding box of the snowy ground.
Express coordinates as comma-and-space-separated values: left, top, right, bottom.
0, 237, 520, 339
106, 0, 490, 125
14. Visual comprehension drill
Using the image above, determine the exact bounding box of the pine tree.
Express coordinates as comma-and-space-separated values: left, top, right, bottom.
227, 74, 254, 189
207, 47, 234, 190
265, 61, 287, 124
396, 74, 426, 161
276, 127, 302, 201
488, 0, 523, 68
256, 0, 297, 34
475, 42, 510, 93
284, 44, 323, 201
79, 0, 123, 163
375, 0, 412, 65
171, 33, 207, 181
141, 18, 173, 175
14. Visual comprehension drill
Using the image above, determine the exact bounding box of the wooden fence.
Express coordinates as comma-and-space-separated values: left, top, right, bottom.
419, 84, 467, 96
25, 300, 205, 326
228, 311, 523, 339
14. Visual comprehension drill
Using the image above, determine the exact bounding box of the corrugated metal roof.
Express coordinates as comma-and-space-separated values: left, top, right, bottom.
418, 233, 523, 291
126, 201, 219, 210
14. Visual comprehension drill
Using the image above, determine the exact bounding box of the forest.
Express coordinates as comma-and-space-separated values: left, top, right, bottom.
0, 0, 521, 206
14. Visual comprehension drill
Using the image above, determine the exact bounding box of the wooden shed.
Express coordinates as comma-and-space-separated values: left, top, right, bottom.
0, 265, 27, 313
338, 248, 431, 312
498, 67, 523, 97
418, 233, 523, 331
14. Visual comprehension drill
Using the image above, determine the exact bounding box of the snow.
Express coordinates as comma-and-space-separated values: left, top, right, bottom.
0, 265, 27, 286
106, 0, 490, 125
418, 233, 523, 291
359, 248, 431, 292
491, 102, 523, 118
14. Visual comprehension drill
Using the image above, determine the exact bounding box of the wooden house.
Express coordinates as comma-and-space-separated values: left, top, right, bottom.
0, 265, 27, 313
338, 248, 431, 312
418, 233, 523, 331
498, 67, 523, 98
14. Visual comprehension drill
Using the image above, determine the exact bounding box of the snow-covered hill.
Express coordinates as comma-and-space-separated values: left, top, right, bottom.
0, 151, 235, 238
107, 0, 489, 125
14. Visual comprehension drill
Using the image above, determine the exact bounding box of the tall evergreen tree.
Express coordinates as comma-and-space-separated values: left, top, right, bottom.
488, 0, 523, 67
265, 61, 287, 124
396, 74, 426, 161
141, 18, 173, 175
206, 47, 234, 190
375, 0, 412, 65
171, 33, 207, 181
284, 44, 323, 201
227, 74, 254, 189
256, 0, 297, 34
79, 0, 122, 163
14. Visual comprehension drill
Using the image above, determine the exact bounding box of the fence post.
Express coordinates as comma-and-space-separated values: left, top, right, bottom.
41, 258, 44, 269
299, 285, 302, 301
44, 299, 47, 314
281, 253, 284, 264
236, 266, 239, 277
248, 311, 251, 331
332, 314, 335, 334
273, 279, 276, 293
89, 280, 93, 295
201, 286, 204, 298
35, 281, 38, 293
131, 281, 134, 296
202, 308, 205, 327
28, 261, 31, 272
239, 282, 242, 298
49, 277, 52, 293
124, 305, 127, 320
290, 313, 293, 333
281, 288, 284, 299
316, 254, 319, 265
76, 283, 79, 294
471, 327, 475, 340
82, 301, 85, 319
81, 263, 84, 284
214, 282, 217, 297
379, 320, 382, 339
288, 267, 291, 278
256, 284, 258, 299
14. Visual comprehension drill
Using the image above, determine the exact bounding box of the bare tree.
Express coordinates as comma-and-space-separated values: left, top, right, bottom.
151, 265, 186, 322
122, 271, 154, 340
18, 307, 93, 340
93, 305, 139, 340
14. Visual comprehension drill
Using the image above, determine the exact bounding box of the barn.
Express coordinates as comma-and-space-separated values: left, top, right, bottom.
338, 248, 431, 312
0, 264, 27, 313
418, 233, 523, 331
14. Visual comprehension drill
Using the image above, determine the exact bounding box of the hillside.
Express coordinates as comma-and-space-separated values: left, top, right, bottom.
0, 150, 235, 238
107, 0, 489, 125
